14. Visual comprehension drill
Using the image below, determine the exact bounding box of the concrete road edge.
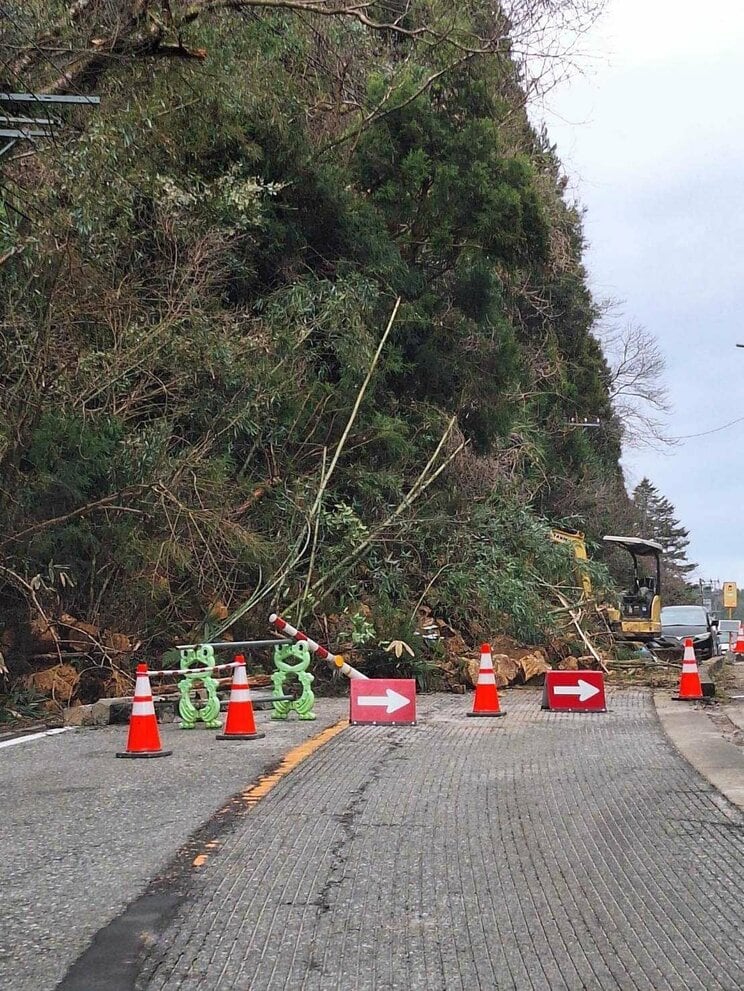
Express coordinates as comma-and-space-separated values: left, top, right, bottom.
654, 690, 744, 811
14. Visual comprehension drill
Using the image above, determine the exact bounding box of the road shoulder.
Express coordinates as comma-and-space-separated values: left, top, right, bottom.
654, 687, 744, 812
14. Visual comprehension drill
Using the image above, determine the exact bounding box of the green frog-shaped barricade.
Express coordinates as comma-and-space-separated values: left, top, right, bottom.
271, 642, 316, 721
178, 644, 222, 729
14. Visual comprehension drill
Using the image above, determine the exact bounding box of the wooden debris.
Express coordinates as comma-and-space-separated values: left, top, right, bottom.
59, 613, 100, 650
457, 648, 551, 688
103, 631, 133, 655
550, 589, 608, 673
101, 667, 135, 699
463, 656, 480, 687
494, 654, 520, 685
29, 616, 59, 652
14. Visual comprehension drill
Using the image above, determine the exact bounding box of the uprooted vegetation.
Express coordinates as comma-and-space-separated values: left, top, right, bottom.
1, 1, 636, 716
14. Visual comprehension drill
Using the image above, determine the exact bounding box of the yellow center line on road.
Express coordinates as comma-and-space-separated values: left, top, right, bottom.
191, 717, 349, 868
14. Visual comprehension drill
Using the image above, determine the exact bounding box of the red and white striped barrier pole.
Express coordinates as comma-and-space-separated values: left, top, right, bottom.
269, 613, 368, 680
148, 659, 239, 677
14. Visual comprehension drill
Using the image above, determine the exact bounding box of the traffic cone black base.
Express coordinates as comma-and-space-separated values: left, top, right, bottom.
215, 731, 265, 740
116, 748, 173, 758
467, 710, 507, 718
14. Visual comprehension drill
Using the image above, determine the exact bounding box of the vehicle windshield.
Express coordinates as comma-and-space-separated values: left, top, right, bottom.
661, 606, 707, 627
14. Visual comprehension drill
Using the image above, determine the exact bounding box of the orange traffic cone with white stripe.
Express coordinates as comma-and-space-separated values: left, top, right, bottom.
216, 655, 265, 740
467, 643, 506, 717
673, 637, 704, 701
116, 664, 172, 758
734, 622, 744, 656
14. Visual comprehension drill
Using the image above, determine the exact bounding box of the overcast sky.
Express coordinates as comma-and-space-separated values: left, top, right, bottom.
541, 0, 744, 588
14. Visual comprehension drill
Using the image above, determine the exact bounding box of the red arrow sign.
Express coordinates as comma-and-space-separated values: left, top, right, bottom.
542, 670, 606, 712
350, 678, 417, 725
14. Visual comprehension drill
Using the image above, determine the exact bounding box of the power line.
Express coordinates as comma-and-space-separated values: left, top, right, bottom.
671, 415, 744, 441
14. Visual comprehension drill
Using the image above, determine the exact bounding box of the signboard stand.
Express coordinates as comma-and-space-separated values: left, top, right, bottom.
350, 678, 417, 726
541, 670, 607, 713
723, 582, 738, 621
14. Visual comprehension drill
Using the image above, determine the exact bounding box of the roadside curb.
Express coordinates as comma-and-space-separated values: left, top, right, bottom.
654, 689, 744, 812
703, 654, 726, 680
63, 692, 282, 727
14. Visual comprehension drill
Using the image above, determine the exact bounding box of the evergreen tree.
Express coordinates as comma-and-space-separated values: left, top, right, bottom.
631, 478, 696, 584
633, 478, 656, 534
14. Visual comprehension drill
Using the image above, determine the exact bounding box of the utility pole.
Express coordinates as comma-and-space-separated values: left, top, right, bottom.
0, 92, 100, 157
699, 579, 723, 616
0, 91, 100, 240
564, 417, 602, 429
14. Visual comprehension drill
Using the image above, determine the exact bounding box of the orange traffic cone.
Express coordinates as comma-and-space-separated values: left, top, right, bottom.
467, 643, 506, 717
734, 623, 744, 656
673, 638, 704, 701
116, 664, 172, 758
216, 655, 265, 740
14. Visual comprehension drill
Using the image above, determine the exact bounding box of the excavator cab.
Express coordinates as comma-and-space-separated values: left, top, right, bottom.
602, 535, 663, 642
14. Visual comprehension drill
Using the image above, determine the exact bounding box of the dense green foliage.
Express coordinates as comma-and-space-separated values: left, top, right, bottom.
1, 2, 628, 686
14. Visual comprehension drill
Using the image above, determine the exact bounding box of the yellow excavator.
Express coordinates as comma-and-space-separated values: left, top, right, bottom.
550, 529, 663, 644
601, 535, 663, 642
549, 528, 593, 599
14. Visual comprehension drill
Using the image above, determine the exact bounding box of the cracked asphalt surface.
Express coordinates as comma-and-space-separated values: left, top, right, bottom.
128, 690, 744, 990
0, 702, 349, 991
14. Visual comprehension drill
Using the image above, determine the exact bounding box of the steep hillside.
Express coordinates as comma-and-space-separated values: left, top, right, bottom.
0, 2, 627, 699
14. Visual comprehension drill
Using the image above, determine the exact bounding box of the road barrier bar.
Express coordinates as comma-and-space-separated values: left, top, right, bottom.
149, 659, 240, 677
174, 639, 294, 650
270, 613, 368, 680
333, 655, 369, 681
269, 615, 333, 660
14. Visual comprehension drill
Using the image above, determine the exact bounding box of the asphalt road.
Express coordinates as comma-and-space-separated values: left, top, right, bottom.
0, 702, 348, 991
6, 689, 744, 990
136, 691, 743, 990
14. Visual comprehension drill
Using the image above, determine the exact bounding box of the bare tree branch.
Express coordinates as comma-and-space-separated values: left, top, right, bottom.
3, 0, 606, 101
601, 320, 675, 449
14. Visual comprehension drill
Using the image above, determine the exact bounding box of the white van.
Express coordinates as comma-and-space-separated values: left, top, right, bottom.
717, 619, 739, 651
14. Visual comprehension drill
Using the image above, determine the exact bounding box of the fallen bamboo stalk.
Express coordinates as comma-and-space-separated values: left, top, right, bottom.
550, 587, 608, 673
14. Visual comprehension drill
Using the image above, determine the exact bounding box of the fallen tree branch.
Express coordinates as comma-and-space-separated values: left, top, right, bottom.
551, 587, 608, 672
532, 573, 608, 672
0, 563, 63, 664
229, 479, 280, 519
297, 447, 327, 627
0, 484, 153, 550
309, 296, 401, 519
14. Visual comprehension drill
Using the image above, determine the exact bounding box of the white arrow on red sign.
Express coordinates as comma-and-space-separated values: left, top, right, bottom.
553, 679, 600, 703
356, 688, 410, 714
